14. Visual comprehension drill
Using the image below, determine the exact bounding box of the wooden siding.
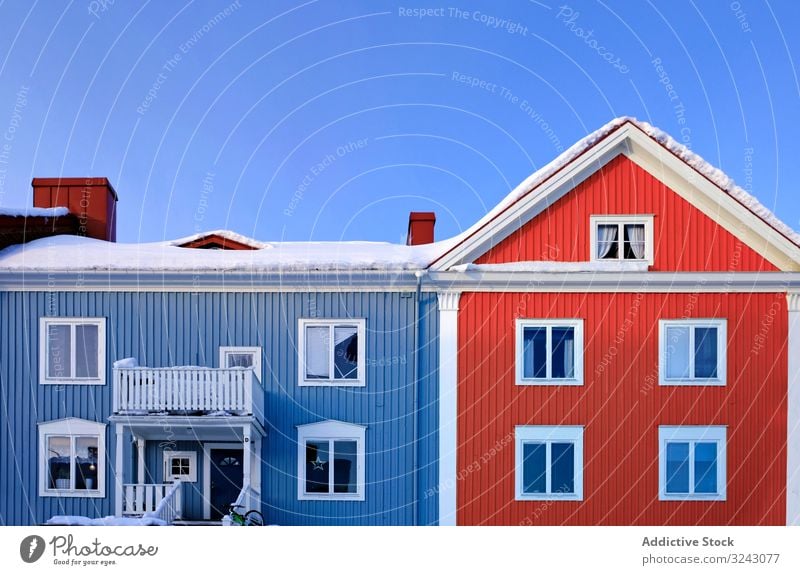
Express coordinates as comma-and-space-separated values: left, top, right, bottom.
456, 291, 788, 525
476, 155, 779, 272
0, 291, 439, 526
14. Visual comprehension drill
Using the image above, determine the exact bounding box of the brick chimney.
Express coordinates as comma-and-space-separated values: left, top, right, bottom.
32, 177, 117, 242
406, 211, 436, 246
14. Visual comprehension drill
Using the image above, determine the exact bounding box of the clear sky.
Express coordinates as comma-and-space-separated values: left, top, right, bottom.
0, 0, 798, 244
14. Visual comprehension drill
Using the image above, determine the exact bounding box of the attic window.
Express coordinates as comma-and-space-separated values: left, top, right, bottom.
590, 215, 654, 264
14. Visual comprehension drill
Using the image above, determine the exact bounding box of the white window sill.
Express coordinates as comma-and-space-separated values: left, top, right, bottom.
41, 490, 105, 498
659, 493, 726, 502
516, 379, 583, 386
40, 379, 106, 386
516, 493, 583, 501
298, 493, 365, 501
659, 378, 726, 387
299, 380, 365, 388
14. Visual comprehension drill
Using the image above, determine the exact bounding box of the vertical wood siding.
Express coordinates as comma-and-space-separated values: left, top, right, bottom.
456, 291, 788, 525
0, 290, 439, 526
476, 155, 779, 272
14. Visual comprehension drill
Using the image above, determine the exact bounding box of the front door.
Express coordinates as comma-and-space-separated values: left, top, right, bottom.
209, 448, 244, 520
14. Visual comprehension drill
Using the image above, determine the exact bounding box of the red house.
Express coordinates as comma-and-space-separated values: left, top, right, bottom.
430, 118, 800, 525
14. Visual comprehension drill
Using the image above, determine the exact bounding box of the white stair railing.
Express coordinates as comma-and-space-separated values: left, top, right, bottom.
143, 481, 183, 524
122, 483, 172, 515
223, 482, 261, 526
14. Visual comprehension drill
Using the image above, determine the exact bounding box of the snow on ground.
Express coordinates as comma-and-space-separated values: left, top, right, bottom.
46, 515, 167, 526
0, 206, 69, 217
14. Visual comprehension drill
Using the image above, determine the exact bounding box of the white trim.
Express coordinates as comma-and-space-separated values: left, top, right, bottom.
515, 319, 584, 386
296, 420, 366, 501
658, 426, 727, 501
787, 292, 800, 525
162, 450, 198, 482
432, 123, 800, 272
437, 290, 460, 525
589, 214, 654, 265
514, 425, 584, 501
38, 418, 106, 498
114, 425, 123, 516
297, 318, 366, 387
658, 319, 727, 386
202, 442, 244, 520
39, 317, 106, 385
219, 346, 262, 382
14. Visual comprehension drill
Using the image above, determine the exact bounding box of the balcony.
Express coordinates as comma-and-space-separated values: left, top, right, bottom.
112, 366, 263, 418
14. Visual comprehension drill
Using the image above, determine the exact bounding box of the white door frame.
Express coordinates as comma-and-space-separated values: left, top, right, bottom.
202, 442, 244, 520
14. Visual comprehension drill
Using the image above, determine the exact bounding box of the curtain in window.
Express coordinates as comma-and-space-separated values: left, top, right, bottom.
627, 224, 646, 259
596, 224, 618, 258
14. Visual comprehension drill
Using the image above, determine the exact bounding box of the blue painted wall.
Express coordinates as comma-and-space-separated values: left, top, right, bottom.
0, 290, 439, 525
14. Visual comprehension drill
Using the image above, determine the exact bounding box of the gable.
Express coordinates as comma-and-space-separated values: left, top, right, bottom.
431, 120, 800, 272
476, 155, 779, 272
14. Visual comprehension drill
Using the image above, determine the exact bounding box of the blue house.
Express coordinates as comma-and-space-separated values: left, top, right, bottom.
0, 178, 442, 525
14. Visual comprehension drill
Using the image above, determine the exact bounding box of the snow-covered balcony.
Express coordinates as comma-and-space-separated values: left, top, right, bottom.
112, 361, 263, 420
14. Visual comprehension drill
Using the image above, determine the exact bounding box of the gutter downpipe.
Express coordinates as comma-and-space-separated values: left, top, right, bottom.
413, 269, 426, 525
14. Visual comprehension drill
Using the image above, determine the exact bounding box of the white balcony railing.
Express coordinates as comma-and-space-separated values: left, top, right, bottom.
113, 366, 263, 416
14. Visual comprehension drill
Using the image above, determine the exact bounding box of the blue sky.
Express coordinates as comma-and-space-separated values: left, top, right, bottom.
0, 0, 798, 244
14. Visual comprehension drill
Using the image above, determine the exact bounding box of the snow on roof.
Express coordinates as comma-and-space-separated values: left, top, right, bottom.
169, 229, 273, 250
437, 117, 800, 259
0, 206, 70, 218
0, 234, 454, 272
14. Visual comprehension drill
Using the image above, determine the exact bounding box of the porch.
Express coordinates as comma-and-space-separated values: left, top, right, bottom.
109, 364, 265, 524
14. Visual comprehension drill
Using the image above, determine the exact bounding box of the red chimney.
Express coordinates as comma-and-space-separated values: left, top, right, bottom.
32, 177, 117, 242
406, 212, 436, 246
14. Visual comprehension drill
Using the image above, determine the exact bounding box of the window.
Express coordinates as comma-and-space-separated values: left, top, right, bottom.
590, 215, 654, 264
298, 319, 365, 386
219, 346, 262, 382
516, 319, 584, 385
515, 426, 583, 500
297, 420, 365, 500
163, 451, 197, 482
659, 426, 726, 500
38, 418, 106, 497
39, 318, 106, 385
659, 320, 726, 386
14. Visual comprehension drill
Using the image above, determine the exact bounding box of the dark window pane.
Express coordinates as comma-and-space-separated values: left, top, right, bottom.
75, 437, 98, 490
523, 327, 547, 379
48, 436, 71, 490
75, 324, 99, 378
694, 327, 718, 378
623, 224, 646, 260
551, 442, 575, 494
522, 443, 546, 494
47, 325, 72, 379
551, 327, 575, 379
665, 442, 690, 493
694, 442, 718, 494
333, 326, 358, 380
333, 440, 358, 493
226, 353, 254, 368
305, 441, 329, 493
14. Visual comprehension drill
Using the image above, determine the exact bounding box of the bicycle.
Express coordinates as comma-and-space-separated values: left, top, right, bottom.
228, 504, 264, 526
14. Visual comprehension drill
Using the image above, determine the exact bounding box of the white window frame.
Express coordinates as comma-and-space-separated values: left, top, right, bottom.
659, 426, 726, 501
162, 450, 198, 482
38, 418, 106, 498
297, 420, 366, 501
39, 317, 106, 385
515, 319, 584, 386
590, 215, 654, 264
659, 319, 727, 386
298, 319, 366, 387
515, 426, 584, 501
219, 346, 262, 382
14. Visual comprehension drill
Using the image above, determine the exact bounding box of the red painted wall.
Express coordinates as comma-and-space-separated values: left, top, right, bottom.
476, 155, 778, 272
456, 292, 787, 525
